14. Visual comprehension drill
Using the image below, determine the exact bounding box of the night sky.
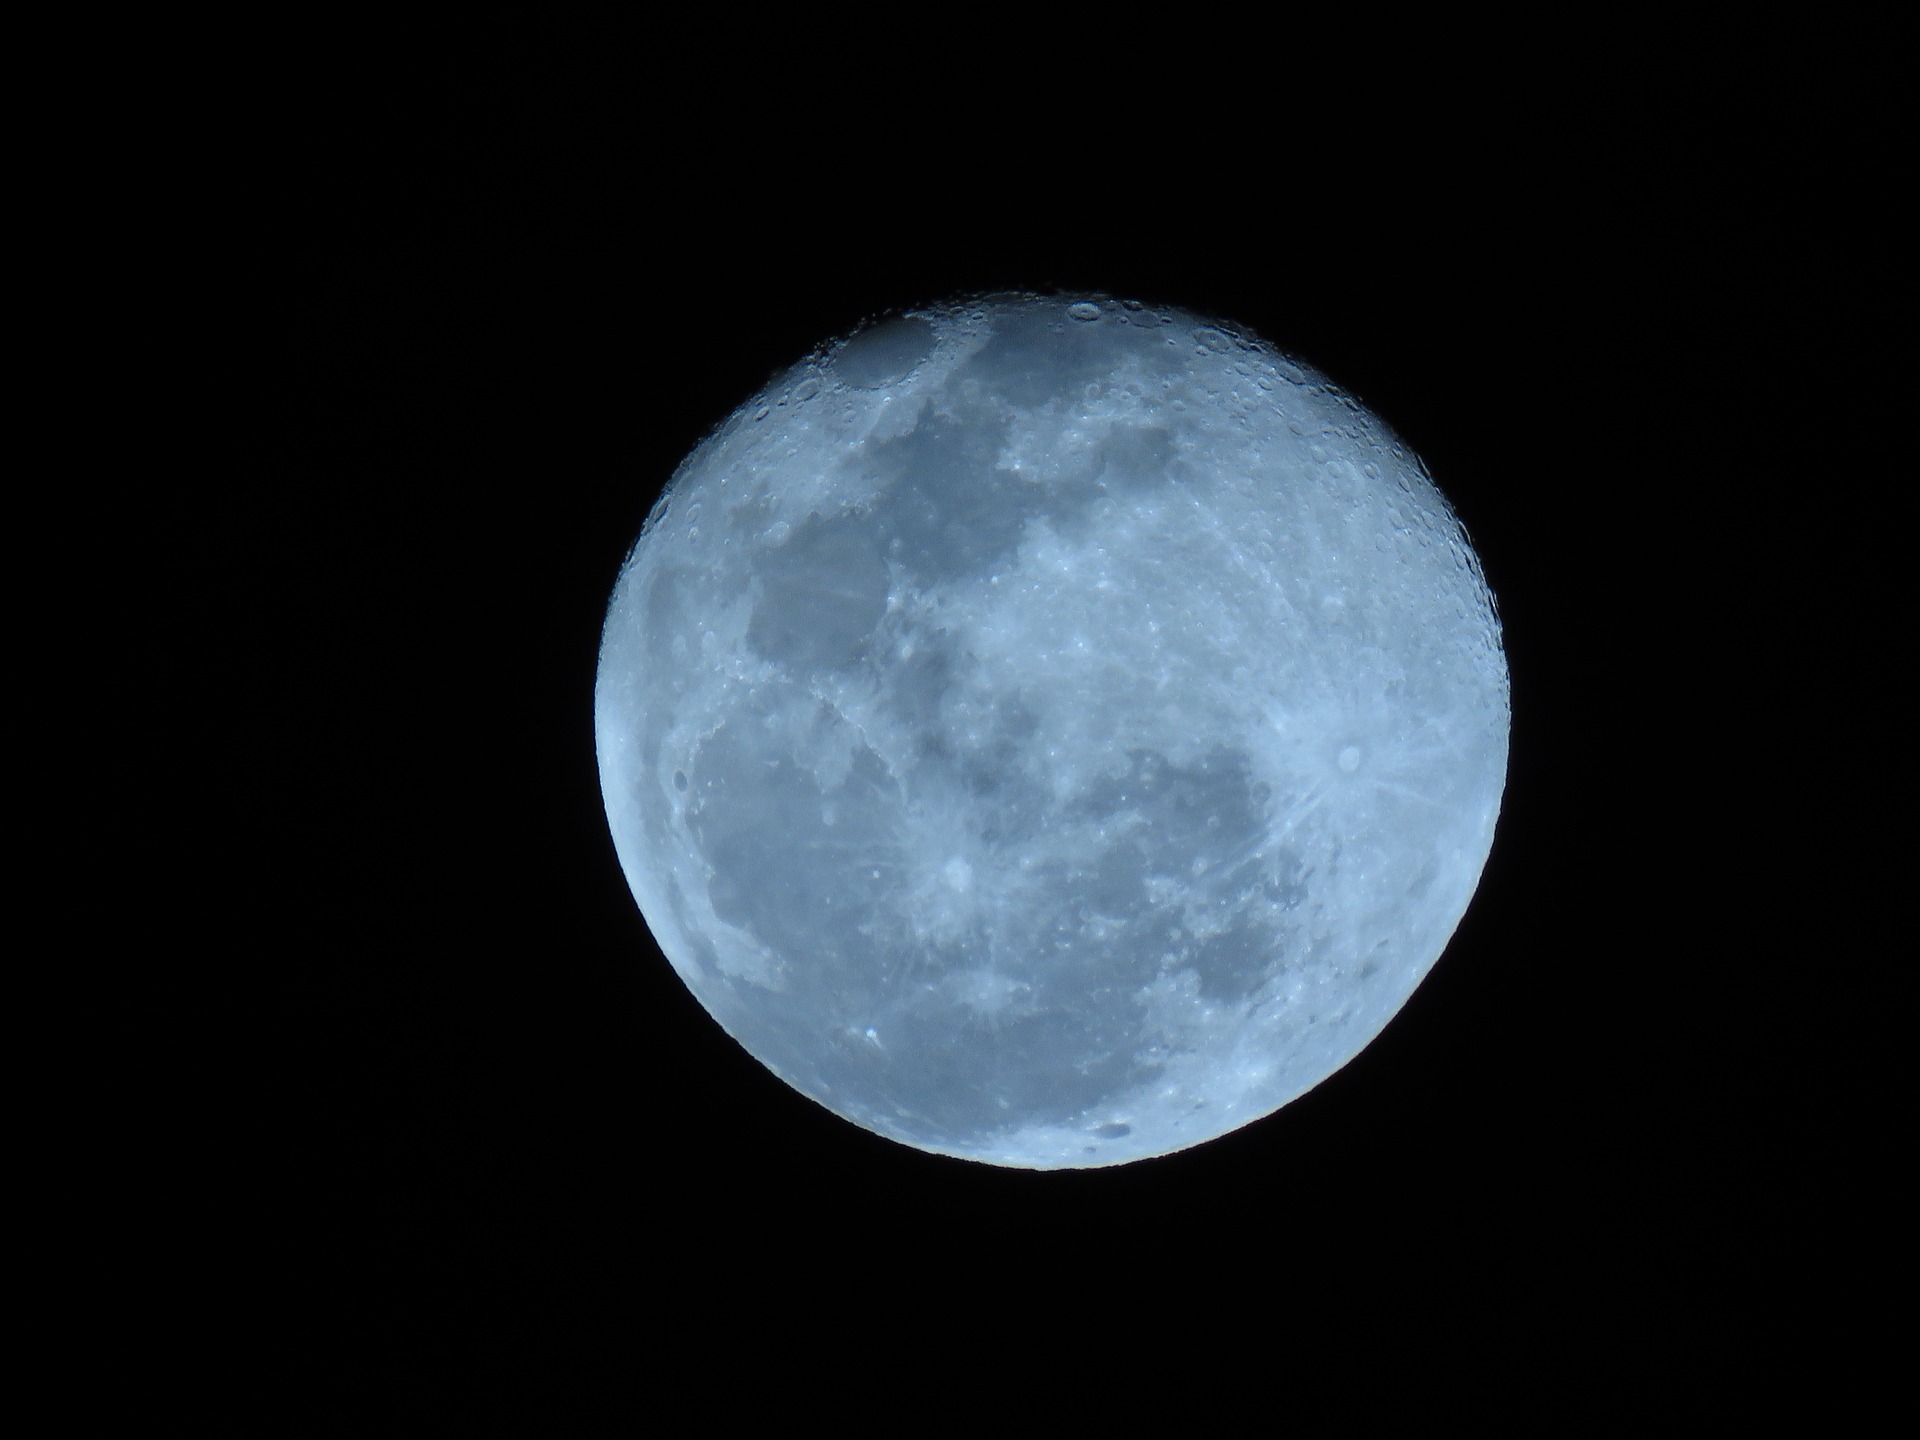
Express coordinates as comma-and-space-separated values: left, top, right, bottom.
233, 23, 1845, 1421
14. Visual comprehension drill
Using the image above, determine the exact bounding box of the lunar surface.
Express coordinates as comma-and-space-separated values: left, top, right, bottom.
595, 293, 1508, 1168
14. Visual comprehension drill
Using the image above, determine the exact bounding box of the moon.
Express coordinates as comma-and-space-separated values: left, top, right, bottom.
595, 293, 1508, 1168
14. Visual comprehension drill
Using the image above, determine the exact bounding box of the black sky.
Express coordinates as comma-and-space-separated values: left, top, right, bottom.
234, 26, 1845, 1420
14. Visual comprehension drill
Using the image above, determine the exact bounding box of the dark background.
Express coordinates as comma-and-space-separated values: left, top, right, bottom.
232, 22, 1855, 1421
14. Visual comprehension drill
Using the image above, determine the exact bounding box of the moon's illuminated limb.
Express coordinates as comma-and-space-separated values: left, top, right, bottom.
595, 293, 1508, 1168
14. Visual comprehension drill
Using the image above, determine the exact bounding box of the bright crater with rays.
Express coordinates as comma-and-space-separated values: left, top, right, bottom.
595, 293, 1508, 1168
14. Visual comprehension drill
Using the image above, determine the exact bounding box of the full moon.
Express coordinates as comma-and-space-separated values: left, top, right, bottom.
595, 293, 1508, 1168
